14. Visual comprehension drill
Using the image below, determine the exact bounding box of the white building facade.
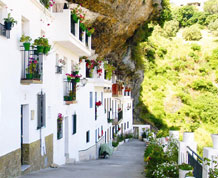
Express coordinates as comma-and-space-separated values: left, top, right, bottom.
0, 0, 133, 177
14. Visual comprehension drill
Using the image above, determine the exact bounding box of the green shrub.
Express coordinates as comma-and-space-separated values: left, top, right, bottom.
112, 141, 119, 147
208, 19, 218, 36
182, 25, 202, 41
190, 79, 218, 94
191, 44, 201, 51
163, 20, 179, 37
156, 129, 169, 138
178, 163, 193, 170
157, 47, 168, 58
204, 0, 218, 14
205, 13, 218, 25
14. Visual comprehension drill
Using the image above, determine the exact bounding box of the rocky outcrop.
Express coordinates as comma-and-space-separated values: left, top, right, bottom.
67, 0, 163, 122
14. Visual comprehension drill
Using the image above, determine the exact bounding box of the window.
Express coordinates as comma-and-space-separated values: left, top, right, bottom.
72, 114, 77, 134
127, 121, 129, 129
95, 129, 97, 143
104, 98, 106, 113
57, 116, 63, 140
90, 92, 93, 108
95, 92, 97, 103
101, 92, 103, 103
86, 131, 90, 143
101, 126, 103, 136
124, 123, 126, 130
37, 92, 46, 129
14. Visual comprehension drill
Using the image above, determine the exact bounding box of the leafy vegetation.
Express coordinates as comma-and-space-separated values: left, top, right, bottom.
135, 1, 218, 155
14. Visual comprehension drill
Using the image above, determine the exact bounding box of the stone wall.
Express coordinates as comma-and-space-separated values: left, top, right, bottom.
0, 149, 21, 178
22, 134, 53, 175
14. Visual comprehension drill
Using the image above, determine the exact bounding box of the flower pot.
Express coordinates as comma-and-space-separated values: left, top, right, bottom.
183, 132, 194, 143
169, 130, 179, 140
64, 96, 69, 101
37, 46, 44, 54
4, 21, 12, 30
43, 46, 50, 55
179, 169, 191, 178
33, 73, 41, 80
69, 96, 73, 101
72, 13, 78, 23
23, 42, 31, 51
211, 134, 218, 149
26, 73, 33, 79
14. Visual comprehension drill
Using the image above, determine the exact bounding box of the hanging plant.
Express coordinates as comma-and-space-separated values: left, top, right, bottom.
104, 63, 115, 80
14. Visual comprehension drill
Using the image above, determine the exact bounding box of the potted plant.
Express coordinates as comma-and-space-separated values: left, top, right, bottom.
20, 35, 32, 51
86, 27, 95, 37
33, 37, 44, 53
211, 134, 218, 149
4, 13, 17, 30
179, 163, 193, 178
25, 58, 38, 79
185, 171, 195, 178
79, 22, 86, 32
33, 37, 51, 54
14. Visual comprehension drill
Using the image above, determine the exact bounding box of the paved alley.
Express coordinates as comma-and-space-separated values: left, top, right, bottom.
20, 139, 145, 178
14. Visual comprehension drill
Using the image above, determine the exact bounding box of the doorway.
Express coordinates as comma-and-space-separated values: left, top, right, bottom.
21, 105, 24, 165
64, 117, 69, 161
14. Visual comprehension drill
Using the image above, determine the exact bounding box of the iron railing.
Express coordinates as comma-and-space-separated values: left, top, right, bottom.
187, 146, 203, 178
64, 79, 76, 102
21, 47, 43, 80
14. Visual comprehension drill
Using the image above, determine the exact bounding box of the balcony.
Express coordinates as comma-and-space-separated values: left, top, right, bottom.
64, 79, 77, 105
0, 23, 9, 39
112, 84, 123, 97
52, 9, 91, 56
84, 62, 112, 88
20, 47, 43, 85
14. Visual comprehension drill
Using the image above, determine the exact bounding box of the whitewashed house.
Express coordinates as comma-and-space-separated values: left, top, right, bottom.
0, 0, 133, 178
170, 0, 207, 11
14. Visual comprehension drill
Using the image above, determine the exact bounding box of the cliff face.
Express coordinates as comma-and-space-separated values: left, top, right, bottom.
67, 0, 162, 122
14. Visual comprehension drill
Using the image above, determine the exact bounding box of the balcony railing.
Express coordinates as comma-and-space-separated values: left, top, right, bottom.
64, 79, 77, 105
0, 23, 9, 39
21, 47, 43, 84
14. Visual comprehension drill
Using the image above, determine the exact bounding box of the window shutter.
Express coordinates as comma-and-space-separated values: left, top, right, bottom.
37, 94, 42, 129
73, 114, 77, 134
37, 92, 46, 129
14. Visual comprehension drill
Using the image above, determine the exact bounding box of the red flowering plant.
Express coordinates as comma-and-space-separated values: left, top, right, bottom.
118, 108, 122, 112
40, 0, 55, 9
71, 4, 86, 24
79, 56, 88, 63
86, 27, 95, 37
66, 73, 82, 83
95, 101, 102, 107
96, 60, 103, 77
